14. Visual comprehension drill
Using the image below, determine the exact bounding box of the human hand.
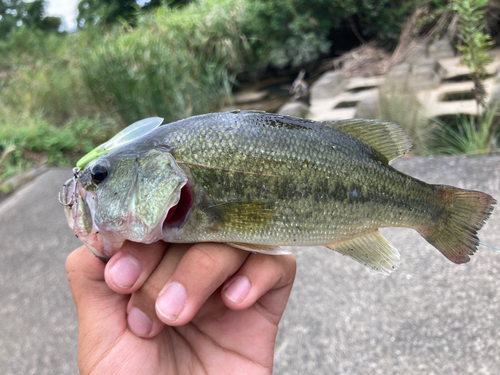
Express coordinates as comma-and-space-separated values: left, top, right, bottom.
66, 242, 296, 374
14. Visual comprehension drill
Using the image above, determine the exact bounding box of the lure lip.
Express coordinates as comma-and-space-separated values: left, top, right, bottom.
76, 117, 164, 169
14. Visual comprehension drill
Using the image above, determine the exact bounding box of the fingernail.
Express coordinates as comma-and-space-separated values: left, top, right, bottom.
109, 256, 141, 288
156, 283, 186, 322
223, 275, 250, 303
127, 307, 152, 337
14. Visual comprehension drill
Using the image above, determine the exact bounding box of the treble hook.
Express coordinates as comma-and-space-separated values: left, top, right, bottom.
58, 173, 78, 207
58, 190, 75, 206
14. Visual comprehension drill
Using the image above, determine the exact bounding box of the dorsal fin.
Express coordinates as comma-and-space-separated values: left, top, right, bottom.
323, 119, 412, 162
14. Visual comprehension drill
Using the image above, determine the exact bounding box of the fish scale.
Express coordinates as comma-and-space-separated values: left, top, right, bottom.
62, 111, 495, 274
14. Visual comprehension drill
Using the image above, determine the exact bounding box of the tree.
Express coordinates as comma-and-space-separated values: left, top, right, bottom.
77, 0, 192, 29
0, 0, 61, 40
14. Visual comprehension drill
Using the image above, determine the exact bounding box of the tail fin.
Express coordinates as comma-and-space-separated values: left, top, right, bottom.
418, 186, 496, 264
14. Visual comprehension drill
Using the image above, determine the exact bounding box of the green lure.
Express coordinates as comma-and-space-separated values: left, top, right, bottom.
76, 117, 164, 169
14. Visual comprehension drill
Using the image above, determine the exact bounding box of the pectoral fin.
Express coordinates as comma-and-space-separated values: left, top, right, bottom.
326, 230, 401, 275
204, 201, 276, 233
228, 242, 291, 255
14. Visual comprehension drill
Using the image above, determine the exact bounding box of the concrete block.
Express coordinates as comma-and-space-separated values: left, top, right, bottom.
354, 97, 380, 119
310, 71, 347, 102
428, 38, 455, 59
413, 57, 438, 72
409, 66, 441, 90
387, 63, 410, 79
405, 44, 428, 64
277, 101, 310, 118
488, 84, 500, 111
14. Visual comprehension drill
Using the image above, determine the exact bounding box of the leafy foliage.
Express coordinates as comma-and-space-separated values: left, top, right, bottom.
430, 0, 499, 157
452, 0, 493, 107
242, 0, 424, 69
0, 116, 120, 182
0, 0, 61, 40
80, 0, 250, 124
77, 0, 191, 28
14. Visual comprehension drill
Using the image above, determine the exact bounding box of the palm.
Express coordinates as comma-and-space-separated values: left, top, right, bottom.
69, 244, 295, 375
81, 289, 282, 374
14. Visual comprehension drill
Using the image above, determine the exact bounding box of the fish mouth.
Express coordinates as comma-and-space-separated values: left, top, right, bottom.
163, 184, 192, 229
60, 172, 126, 260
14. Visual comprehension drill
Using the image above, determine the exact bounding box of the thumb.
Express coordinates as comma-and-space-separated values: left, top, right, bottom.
66, 246, 128, 340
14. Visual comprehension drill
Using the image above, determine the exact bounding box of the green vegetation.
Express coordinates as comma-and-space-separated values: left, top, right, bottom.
0, 0, 498, 188
0, 116, 120, 183
243, 0, 421, 70
452, 0, 493, 108
80, 0, 250, 124
0, 0, 61, 40
430, 112, 498, 155
429, 0, 499, 156
1, 0, 425, 186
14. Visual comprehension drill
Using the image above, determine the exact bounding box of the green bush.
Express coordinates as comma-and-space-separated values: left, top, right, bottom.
0, 27, 99, 124
80, 0, 250, 125
0, 0, 438, 186
428, 112, 499, 156
0, 116, 119, 181
242, 0, 424, 69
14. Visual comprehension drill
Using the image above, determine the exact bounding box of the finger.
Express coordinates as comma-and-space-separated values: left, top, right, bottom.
126, 243, 191, 337
155, 243, 250, 326
66, 246, 128, 345
104, 241, 168, 294
127, 242, 249, 335
221, 253, 296, 320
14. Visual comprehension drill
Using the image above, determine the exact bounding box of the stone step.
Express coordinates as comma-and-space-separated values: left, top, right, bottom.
304, 47, 500, 122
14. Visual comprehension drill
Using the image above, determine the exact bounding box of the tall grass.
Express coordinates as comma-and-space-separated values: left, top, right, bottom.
0, 0, 249, 185
429, 111, 499, 155
0, 115, 120, 182
80, 0, 250, 125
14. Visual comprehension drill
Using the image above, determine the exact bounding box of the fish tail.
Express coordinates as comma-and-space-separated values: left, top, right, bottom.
418, 186, 496, 264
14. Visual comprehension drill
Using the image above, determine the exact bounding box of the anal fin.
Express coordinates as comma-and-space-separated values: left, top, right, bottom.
326, 230, 401, 275
228, 242, 291, 255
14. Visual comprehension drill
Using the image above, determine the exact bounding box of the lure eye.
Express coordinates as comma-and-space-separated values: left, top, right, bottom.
91, 163, 108, 185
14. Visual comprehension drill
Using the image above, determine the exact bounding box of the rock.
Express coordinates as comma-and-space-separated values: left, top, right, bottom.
277, 101, 310, 118
354, 97, 380, 119
310, 71, 347, 102
428, 38, 455, 59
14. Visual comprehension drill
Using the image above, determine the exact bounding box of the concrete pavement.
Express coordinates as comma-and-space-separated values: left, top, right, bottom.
0, 156, 499, 374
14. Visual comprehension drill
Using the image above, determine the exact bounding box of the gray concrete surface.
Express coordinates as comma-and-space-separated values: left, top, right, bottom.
0, 156, 499, 374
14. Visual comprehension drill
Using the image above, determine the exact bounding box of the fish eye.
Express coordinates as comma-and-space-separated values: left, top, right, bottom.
91, 163, 108, 185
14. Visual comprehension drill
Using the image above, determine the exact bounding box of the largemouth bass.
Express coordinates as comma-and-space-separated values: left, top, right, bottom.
61, 111, 496, 274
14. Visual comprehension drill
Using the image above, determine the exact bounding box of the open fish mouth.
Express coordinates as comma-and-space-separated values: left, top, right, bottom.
59, 169, 125, 260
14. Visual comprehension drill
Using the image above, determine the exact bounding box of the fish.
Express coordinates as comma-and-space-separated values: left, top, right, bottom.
60, 110, 496, 274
